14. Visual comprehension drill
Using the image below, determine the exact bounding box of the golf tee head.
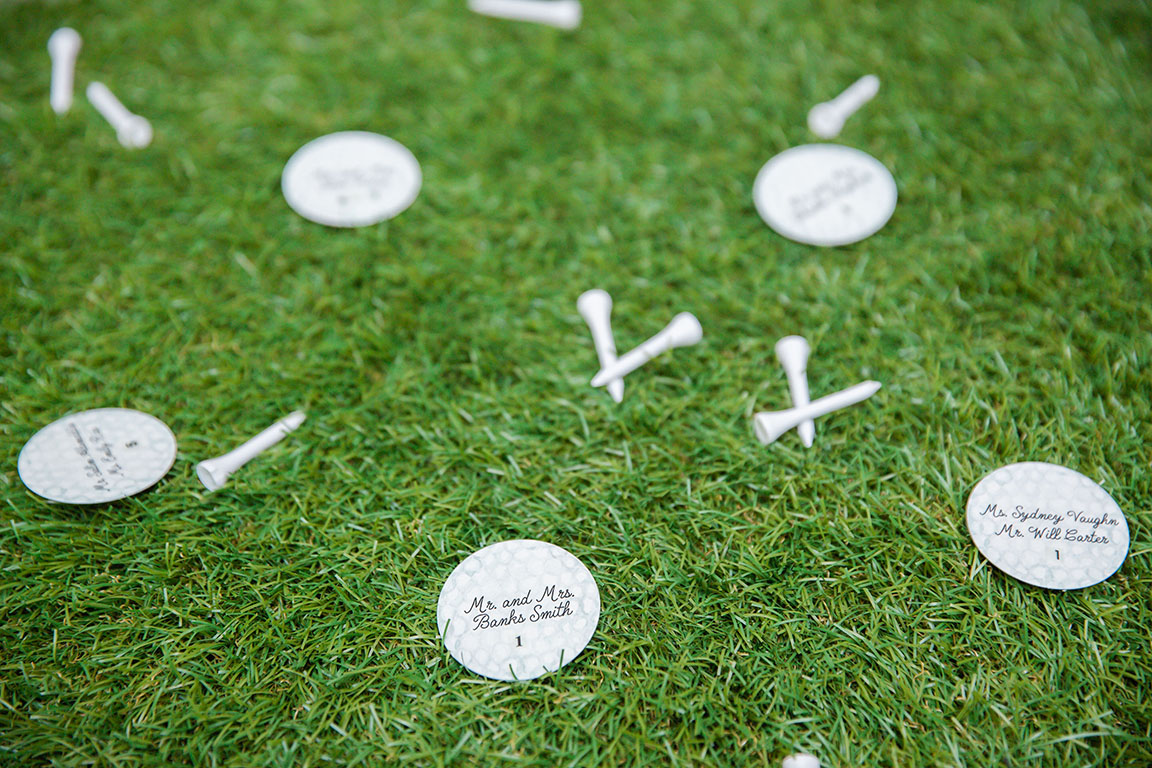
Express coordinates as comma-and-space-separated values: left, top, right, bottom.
117, 116, 153, 149
663, 312, 703, 349
195, 456, 231, 492
577, 288, 611, 319
774, 335, 809, 371
549, 0, 583, 29
807, 102, 845, 139
47, 27, 81, 58
752, 410, 791, 445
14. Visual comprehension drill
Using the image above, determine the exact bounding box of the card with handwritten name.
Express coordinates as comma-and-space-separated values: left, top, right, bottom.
437, 539, 601, 681
966, 462, 1129, 590
281, 131, 422, 227
18, 408, 178, 504
752, 143, 897, 247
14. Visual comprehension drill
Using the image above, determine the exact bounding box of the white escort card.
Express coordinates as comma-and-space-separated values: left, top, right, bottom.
966, 462, 1130, 590
18, 408, 177, 504
282, 131, 422, 227
437, 539, 601, 681
753, 143, 897, 247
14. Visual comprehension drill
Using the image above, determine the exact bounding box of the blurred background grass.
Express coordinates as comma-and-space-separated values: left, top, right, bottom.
1, 0, 1150, 765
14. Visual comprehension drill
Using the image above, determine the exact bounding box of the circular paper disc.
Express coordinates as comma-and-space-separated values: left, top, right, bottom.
966, 462, 1129, 590
437, 539, 601, 681
18, 408, 177, 504
281, 131, 422, 227
752, 143, 897, 246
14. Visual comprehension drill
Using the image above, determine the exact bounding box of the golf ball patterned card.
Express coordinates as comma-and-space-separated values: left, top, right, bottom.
753, 143, 897, 247
18, 408, 178, 504
966, 462, 1129, 590
437, 539, 601, 681
281, 131, 422, 227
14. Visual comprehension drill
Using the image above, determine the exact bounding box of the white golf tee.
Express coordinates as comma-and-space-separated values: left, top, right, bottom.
577, 289, 625, 403
807, 74, 879, 139
196, 411, 306, 491
48, 28, 81, 115
468, 0, 582, 29
753, 380, 880, 445
87, 81, 152, 149
775, 336, 815, 447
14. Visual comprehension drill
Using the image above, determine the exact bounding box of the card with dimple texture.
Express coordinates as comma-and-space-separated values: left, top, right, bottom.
437, 539, 601, 681
18, 408, 177, 504
966, 462, 1129, 590
752, 143, 897, 246
281, 131, 422, 227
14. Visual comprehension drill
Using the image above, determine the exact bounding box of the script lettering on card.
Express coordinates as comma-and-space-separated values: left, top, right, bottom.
466, 583, 579, 633
790, 166, 874, 222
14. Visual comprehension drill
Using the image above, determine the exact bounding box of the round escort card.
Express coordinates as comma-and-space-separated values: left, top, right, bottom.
18, 408, 178, 504
752, 143, 897, 247
281, 131, 422, 227
966, 462, 1129, 590
437, 539, 601, 681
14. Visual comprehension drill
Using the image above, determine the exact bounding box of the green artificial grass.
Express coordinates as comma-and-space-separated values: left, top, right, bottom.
2, 0, 1151, 765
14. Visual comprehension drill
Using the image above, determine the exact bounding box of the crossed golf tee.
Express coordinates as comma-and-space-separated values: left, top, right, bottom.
577, 291, 879, 445
578, 289, 703, 402
757, 335, 881, 446
48, 27, 153, 149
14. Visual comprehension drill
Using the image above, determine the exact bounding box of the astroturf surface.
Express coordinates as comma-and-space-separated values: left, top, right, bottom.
2, 0, 1151, 765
